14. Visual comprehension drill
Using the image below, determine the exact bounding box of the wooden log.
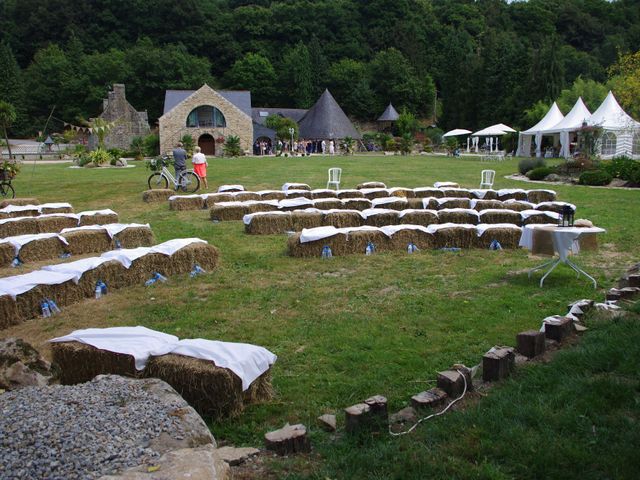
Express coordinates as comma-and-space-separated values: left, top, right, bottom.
627, 274, 640, 288
264, 424, 310, 455
364, 395, 388, 432
545, 317, 573, 342
516, 330, 546, 358
605, 289, 622, 302
482, 347, 515, 382
317, 414, 336, 432
411, 388, 447, 410
619, 287, 640, 300
436, 369, 471, 398
344, 403, 372, 434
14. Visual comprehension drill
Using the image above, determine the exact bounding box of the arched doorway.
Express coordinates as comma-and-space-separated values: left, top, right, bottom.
198, 134, 215, 155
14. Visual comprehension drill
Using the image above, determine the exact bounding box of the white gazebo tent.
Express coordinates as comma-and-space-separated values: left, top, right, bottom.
516, 102, 564, 157
471, 124, 516, 153
443, 128, 473, 151
586, 91, 640, 159
542, 97, 592, 159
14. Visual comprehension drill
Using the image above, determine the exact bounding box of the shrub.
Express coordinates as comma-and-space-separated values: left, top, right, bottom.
143, 133, 160, 156
107, 147, 125, 159
88, 148, 114, 166
518, 157, 545, 174
629, 167, 640, 186
224, 135, 243, 157
181, 134, 195, 156
75, 152, 93, 167
526, 166, 556, 180
601, 156, 640, 181
130, 136, 145, 159
579, 169, 613, 186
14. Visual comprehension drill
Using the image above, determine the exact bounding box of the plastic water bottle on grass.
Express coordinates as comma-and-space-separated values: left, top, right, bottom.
156, 273, 168, 283
60, 252, 71, 259
11, 257, 22, 267
407, 243, 419, 254
489, 239, 503, 250
365, 241, 375, 255
190, 264, 206, 278
47, 298, 61, 314
115, 238, 122, 249
41, 301, 51, 318
95, 282, 102, 299
321, 245, 332, 259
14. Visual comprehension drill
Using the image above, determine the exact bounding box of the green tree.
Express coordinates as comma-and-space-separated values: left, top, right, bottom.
556, 77, 608, 113
265, 114, 298, 142
327, 59, 374, 119
396, 109, 418, 137
0, 41, 25, 134
223, 53, 277, 106
0, 101, 17, 159
608, 50, 640, 119
280, 42, 314, 108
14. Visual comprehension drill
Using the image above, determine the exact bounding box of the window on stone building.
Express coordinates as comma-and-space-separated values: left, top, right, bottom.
186, 106, 227, 128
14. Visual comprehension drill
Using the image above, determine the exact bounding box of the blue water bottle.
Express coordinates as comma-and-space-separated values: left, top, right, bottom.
321, 245, 332, 258
95, 282, 102, 299
41, 301, 51, 318
365, 241, 375, 255
47, 298, 61, 314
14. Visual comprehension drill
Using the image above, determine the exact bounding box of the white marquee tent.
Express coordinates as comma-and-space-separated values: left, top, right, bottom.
443, 129, 473, 151
585, 91, 640, 159
515, 102, 564, 157
471, 123, 517, 152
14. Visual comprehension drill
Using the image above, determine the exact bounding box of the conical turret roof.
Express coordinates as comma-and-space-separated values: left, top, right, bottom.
377, 103, 400, 122
298, 89, 361, 139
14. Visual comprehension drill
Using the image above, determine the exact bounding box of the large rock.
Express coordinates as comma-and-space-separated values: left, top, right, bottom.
0, 337, 55, 390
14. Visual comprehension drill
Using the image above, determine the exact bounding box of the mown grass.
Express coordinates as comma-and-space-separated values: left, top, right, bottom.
6, 154, 640, 478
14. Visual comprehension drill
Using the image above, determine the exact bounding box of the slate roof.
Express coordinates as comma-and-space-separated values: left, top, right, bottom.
377, 103, 400, 122
162, 88, 252, 117
298, 89, 361, 139
252, 108, 308, 125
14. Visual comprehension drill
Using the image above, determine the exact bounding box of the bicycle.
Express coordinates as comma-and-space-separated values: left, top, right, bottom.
147, 156, 200, 193
0, 169, 16, 199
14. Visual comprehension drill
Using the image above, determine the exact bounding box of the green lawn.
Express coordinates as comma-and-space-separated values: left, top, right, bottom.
6, 154, 640, 478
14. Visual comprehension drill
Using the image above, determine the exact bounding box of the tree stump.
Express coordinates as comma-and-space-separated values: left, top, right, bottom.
627, 275, 640, 288
264, 424, 310, 455
436, 369, 471, 398
619, 287, 640, 299
482, 347, 515, 382
606, 289, 622, 302
545, 317, 572, 342
516, 330, 546, 358
411, 388, 447, 410
364, 395, 388, 432
344, 403, 372, 434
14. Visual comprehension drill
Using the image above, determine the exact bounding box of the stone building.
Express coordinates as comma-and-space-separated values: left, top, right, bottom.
91, 84, 150, 150
159, 84, 253, 156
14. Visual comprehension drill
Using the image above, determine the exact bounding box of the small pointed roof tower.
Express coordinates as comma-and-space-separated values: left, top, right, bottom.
377, 103, 400, 122
298, 89, 361, 139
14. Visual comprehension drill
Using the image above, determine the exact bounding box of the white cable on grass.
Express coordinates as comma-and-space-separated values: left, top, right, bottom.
389, 369, 468, 437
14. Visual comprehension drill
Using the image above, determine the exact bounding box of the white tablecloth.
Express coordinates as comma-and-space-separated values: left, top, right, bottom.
519, 225, 605, 261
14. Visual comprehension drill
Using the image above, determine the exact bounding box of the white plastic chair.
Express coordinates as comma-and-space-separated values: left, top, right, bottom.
480, 169, 495, 189
327, 168, 342, 190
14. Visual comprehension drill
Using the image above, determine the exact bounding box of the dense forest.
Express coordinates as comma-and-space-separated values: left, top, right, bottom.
1, 0, 639, 136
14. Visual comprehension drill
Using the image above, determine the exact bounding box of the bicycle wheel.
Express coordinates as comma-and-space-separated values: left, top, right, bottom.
0, 182, 15, 199
148, 173, 169, 190
178, 171, 200, 193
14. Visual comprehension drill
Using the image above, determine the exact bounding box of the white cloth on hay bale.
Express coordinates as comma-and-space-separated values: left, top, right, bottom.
42, 257, 115, 283
218, 185, 245, 193
0, 270, 78, 298
61, 223, 151, 238
0, 233, 69, 256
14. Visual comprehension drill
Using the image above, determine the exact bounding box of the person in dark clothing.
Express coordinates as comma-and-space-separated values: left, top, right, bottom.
172, 142, 187, 179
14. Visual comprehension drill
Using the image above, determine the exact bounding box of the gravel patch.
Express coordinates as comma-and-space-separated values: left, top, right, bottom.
0, 375, 188, 479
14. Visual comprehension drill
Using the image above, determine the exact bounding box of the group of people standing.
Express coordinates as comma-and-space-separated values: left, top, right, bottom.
275, 139, 336, 156
172, 142, 208, 189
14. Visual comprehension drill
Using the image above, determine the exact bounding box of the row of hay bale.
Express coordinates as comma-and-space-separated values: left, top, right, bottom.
0, 224, 154, 267
0, 210, 118, 238
0, 238, 219, 328
0, 202, 74, 219
170, 187, 558, 211
243, 208, 564, 235
49, 326, 276, 419
287, 223, 532, 257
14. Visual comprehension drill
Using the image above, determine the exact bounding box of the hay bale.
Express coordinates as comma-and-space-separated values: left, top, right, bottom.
18, 236, 67, 263
336, 190, 364, 199
478, 209, 522, 225
438, 209, 479, 225
398, 210, 439, 227
203, 193, 233, 208
243, 369, 275, 404
535, 202, 575, 214
245, 213, 293, 235
113, 226, 155, 248
1, 207, 39, 218
62, 229, 113, 255
284, 183, 310, 191
356, 182, 387, 189
313, 199, 343, 210
165, 243, 220, 276
125, 252, 174, 285
73, 259, 131, 297
363, 211, 399, 227
432, 226, 477, 249
388, 188, 415, 198
362, 189, 389, 200
472, 200, 505, 211
143, 354, 246, 419
258, 191, 286, 201
51, 342, 138, 385
0, 294, 20, 329
421, 198, 440, 210
413, 188, 444, 198
386, 228, 435, 251
475, 225, 522, 249
246, 202, 279, 214
310, 189, 338, 199
234, 192, 261, 202
287, 231, 349, 257
285, 190, 313, 199
405, 198, 423, 209
291, 211, 324, 230
341, 198, 371, 211
210, 204, 249, 221
322, 211, 363, 228
346, 229, 390, 253
373, 199, 407, 211
78, 213, 118, 226
169, 196, 205, 211
522, 212, 558, 225
502, 201, 533, 212
441, 188, 473, 199
438, 198, 471, 209
142, 189, 173, 203
527, 190, 556, 203
475, 190, 498, 200
40, 206, 73, 214
0, 218, 39, 238
15, 279, 83, 321
0, 198, 39, 208
0, 242, 15, 267
498, 191, 528, 201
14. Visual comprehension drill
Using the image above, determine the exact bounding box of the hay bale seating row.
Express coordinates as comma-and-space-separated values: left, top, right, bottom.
0, 224, 155, 266
0, 210, 118, 238
0, 198, 39, 208
170, 187, 558, 211
287, 223, 530, 257
0, 238, 219, 328
49, 328, 276, 419
0, 202, 74, 220
243, 208, 563, 235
